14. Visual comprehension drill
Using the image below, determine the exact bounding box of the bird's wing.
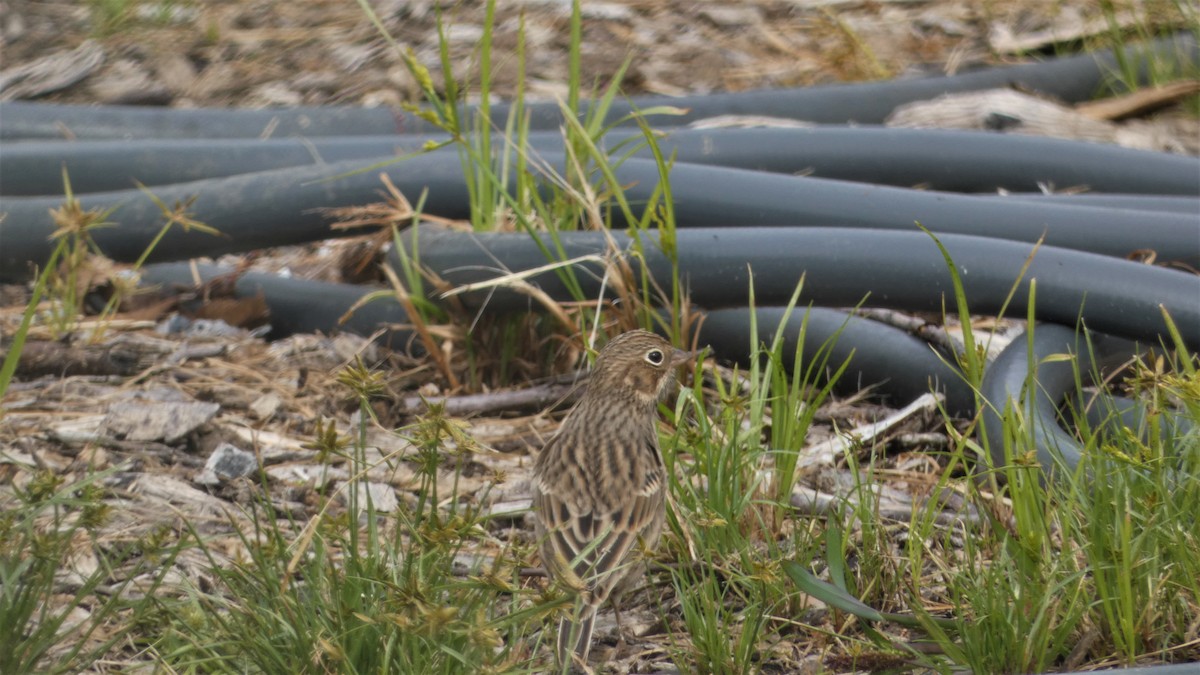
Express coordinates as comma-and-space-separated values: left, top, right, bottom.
534, 435, 664, 601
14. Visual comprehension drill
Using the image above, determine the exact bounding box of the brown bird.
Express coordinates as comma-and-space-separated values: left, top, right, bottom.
533, 330, 694, 669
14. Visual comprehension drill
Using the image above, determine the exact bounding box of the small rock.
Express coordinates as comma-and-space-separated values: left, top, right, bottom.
331, 333, 379, 364
151, 52, 198, 95
77, 445, 110, 469
249, 392, 282, 420
195, 442, 258, 485
3, 10, 26, 42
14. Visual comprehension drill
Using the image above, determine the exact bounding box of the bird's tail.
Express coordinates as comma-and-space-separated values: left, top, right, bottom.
556, 605, 596, 670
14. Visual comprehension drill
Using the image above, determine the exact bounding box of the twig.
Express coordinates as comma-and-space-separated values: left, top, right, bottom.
396, 375, 585, 417
795, 392, 942, 474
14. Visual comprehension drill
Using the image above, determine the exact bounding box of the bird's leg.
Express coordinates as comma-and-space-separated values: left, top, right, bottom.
611, 598, 629, 652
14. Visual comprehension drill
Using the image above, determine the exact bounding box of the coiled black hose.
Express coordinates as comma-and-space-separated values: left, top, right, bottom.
5, 127, 1198, 197
593, 159, 1200, 265
980, 323, 1195, 475
0, 153, 472, 280
388, 225, 1200, 351
5, 153, 1196, 279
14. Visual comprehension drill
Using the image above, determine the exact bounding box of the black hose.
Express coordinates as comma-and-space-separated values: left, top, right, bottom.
6, 153, 1195, 279
0, 153, 474, 280
0, 133, 561, 196
7, 127, 1198, 197
0, 102, 418, 141
391, 225, 1200, 351
698, 307, 975, 415
978, 323, 1195, 476
595, 159, 1200, 265
634, 128, 1200, 196
137, 262, 414, 345
1, 34, 1193, 140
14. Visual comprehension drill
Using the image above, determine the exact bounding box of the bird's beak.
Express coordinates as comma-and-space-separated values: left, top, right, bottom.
671, 347, 702, 367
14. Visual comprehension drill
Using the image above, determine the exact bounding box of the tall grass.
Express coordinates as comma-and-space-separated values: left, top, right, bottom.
0, 469, 184, 674
151, 364, 553, 673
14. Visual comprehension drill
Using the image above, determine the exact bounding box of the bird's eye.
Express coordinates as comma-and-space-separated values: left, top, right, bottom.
645, 349, 665, 365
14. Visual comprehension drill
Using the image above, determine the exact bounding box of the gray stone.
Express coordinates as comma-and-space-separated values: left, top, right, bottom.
195, 443, 258, 485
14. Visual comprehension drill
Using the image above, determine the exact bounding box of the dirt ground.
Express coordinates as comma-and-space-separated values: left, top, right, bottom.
2, 0, 1187, 107
1, 0, 1198, 672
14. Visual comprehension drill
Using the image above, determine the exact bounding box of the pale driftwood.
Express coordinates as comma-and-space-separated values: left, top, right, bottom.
893, 432, 951, 450
264, 463, 349, 487
889, 88, 1120, 141
887, 88, 1190, 154
51, 414, 109, 444
791, 482, 980, 527
0, 39, 104, 101
791, 465, 982, 532
790, 483, 917, 520
225, 425, 313, 463
483, 497, 532, 521
99, 437, 207, 468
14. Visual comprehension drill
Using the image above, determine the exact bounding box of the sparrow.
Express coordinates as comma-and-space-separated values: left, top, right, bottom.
533, 329, 694, 668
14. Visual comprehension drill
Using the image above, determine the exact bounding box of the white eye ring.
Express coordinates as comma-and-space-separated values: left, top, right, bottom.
645, 349, 665, 365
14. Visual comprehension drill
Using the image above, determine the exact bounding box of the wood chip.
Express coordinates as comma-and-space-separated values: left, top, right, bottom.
342, 481, 400, 514
103, 400, 220, 443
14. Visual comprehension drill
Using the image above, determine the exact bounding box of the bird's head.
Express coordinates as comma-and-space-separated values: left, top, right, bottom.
588, 330, 697, 406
